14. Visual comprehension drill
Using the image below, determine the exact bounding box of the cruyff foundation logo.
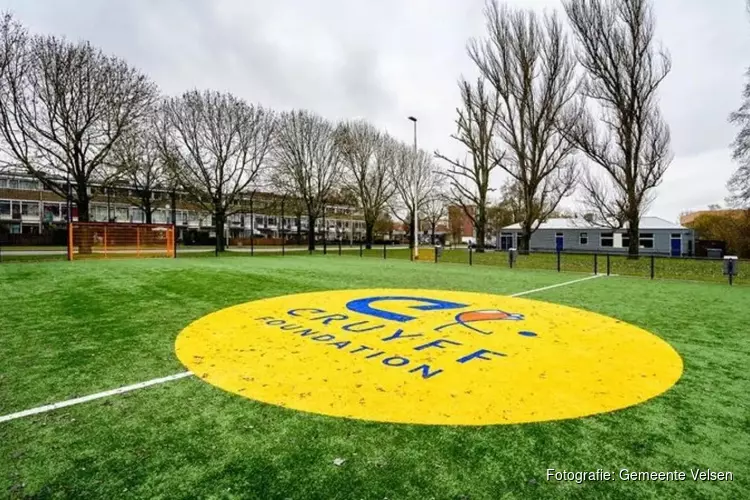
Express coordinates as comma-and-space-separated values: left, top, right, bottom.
345, 295, 531, 336
175, 288, 685, 426
434, 309, 525, 335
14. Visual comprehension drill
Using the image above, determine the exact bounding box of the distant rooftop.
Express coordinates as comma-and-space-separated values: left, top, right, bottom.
502, 216, 686, 231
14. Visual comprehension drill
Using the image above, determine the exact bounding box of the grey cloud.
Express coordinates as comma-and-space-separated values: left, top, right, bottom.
1, 0, 748, 220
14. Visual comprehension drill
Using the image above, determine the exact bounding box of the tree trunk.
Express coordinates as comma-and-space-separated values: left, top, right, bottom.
296, 214, 302, 245
627, 214, 640, 259
215, 210, 226, 253
77, 191, 90, 222
475, 204, 487, 253
431, 223, 436, 245
519, 222, 532, 254
307, 215, 317, 251
144, 200, 153, 225
365, 221, 374, 250
76, 190, 93, 254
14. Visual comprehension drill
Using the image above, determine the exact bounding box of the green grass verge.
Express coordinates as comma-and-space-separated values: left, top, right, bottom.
2, 246, 746, 287
350, 247, 746, 285
0, 257, 748, 499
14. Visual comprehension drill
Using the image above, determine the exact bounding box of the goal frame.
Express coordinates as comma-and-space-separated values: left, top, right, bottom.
67, 222, 176, 261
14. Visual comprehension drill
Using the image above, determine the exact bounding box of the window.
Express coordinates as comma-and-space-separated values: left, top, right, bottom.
131, 208, 145, 223
579, 232, 588, 245
639, 233, 654, 249
116, 207, 129, 222
267, 216, 277, 226
18, 180, 38, 191
43, 203, 60, 218
0, 200, 10, 216
7, 179, 19, 189
671, 233, 681, 239
21, 201, 40, 217
93, 205, 108, 221
254, 216, 264, 227
601, 232, 614, 247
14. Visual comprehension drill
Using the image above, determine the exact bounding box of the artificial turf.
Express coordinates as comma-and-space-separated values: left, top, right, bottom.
0, 256, 748, 499
2, 245, 747, 286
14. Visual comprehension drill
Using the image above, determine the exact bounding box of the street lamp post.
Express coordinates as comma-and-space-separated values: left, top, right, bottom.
408, 116, 418, 260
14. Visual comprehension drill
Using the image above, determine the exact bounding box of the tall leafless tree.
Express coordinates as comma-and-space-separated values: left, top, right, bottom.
335, 120, 396, 249
273, 110, 342, 251
468, 1, 579, 253
435, 77, 503, 253
728, 0, 750, 209
564, 0, 673, 257
389, 144, 439, 248
161, 90, 276, 253
109, 114, 170, 224
422, 191, 448, 245
726, 165, 750, 208
0, 13, 157, 222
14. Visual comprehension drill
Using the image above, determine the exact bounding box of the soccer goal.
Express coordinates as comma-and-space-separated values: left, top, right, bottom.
67, 222, 175, 260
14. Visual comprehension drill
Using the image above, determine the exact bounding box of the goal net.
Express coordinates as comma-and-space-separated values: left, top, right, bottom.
67, 222, 175, 260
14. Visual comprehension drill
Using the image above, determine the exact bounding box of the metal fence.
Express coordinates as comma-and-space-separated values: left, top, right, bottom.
1, 238, 745, 286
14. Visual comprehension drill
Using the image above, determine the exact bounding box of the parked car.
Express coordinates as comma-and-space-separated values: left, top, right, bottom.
469, 241, 497, 249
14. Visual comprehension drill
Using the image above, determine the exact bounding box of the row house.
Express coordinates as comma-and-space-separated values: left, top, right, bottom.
0, 172, 366, 243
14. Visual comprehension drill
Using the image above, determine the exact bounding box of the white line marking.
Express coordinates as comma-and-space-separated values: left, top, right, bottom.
510, 274, 603, 297
0, 273, 604, 424
0, 371, 194, 424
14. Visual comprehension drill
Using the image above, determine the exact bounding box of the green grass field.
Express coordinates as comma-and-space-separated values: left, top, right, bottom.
2, 245, 746, 287
1, 255, 748, 499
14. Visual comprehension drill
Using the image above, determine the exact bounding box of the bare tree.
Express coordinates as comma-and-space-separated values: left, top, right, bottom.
161, 90, 276, 253
335, 120, 396, 249
726, 166, 750, 208
0, 14, 157, 223
435, 78, 502, 253
485, 193, 518, 238
109, 116, 169, 224
468, 1, 579, 253
389, 144, 439, 248
273, 110, 342, 251
564, 0, 673, 257
728, 1, 750, 208
422, 191, 448, 245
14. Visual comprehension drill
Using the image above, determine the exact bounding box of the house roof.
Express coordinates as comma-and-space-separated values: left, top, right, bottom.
501, 216, 687, 231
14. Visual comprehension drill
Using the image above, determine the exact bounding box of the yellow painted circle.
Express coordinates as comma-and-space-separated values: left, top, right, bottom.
175, 289, 683, 425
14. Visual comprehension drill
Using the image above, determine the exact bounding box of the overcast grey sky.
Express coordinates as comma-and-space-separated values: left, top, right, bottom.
3, 0, 748, 222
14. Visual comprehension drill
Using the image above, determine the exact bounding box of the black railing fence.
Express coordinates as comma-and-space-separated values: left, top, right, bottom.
1, 238, 745, 286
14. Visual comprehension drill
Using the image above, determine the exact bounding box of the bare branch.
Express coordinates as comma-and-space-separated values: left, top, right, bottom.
335, 120, 396, 248
564, 0, 673, 255
272, 109, 343, 251
435, 77, 503, 251
465, 2, 580, 252
161, 90, 276, 251
0, 14, 158, 221
389, 144, 439, 233
108, 109, 170, 223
